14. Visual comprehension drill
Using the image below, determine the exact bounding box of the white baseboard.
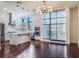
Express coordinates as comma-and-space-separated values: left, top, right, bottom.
40, 40, 67, 44
35, 37, 67, 44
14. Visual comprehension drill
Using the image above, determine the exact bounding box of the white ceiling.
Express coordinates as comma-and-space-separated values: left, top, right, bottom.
0, 1, 79, 19
1, 1, 79, 9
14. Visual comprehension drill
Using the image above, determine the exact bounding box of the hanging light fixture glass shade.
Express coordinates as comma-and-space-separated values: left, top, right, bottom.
37, 1, 52, 14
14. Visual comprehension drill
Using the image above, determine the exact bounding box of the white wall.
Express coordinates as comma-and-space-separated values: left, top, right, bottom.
78, 4, 79, 47
66, 8, 70, 44
0, 8, 9, 24
70, 7, 78, 44
32, 13, 43, 40
0, 8, 9, 33
0, 8, 9, 41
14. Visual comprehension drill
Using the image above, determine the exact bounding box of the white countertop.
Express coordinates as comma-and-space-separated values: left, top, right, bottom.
5, 30, 31, 34
5, 25, 34, 35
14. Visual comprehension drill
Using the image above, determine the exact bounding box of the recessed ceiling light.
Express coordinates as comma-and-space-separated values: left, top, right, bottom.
4, 8, 7, 11
16, 5, 19, 7
22, 7, 24, 10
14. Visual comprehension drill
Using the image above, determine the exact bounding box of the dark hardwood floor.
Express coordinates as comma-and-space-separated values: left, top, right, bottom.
0, 40, 79, 58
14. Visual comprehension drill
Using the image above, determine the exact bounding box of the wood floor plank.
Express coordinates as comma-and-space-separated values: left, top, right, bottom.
0, 41, 79, 58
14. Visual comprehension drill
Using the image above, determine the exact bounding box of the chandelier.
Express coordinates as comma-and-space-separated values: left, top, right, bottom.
16, 1, 25, 10
37, 1, 52, 14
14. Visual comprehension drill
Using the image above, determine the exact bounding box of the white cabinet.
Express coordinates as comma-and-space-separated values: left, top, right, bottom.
5, 33, 31, 46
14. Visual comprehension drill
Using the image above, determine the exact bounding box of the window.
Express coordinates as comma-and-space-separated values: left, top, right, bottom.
51, 11, 56, 18
43, 9, 66, 41
43, 12, 49, 19
43, 25, 49, 38
16, 17, 32, 30
51, 25, 56, 39
57, 10, 66, 18
57, 24, 66, 40
43, 19, 50, 24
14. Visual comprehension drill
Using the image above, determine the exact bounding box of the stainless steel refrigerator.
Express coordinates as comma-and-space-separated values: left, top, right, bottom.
0, 23, 5, 43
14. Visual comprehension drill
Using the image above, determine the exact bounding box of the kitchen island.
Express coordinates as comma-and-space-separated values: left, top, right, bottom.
5, 32, 31, 46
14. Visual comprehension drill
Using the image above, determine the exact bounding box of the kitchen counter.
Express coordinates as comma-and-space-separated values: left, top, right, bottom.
5, 31, 31, 46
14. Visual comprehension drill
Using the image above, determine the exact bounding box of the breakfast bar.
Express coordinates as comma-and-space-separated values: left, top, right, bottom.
5, 32, 31, 46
